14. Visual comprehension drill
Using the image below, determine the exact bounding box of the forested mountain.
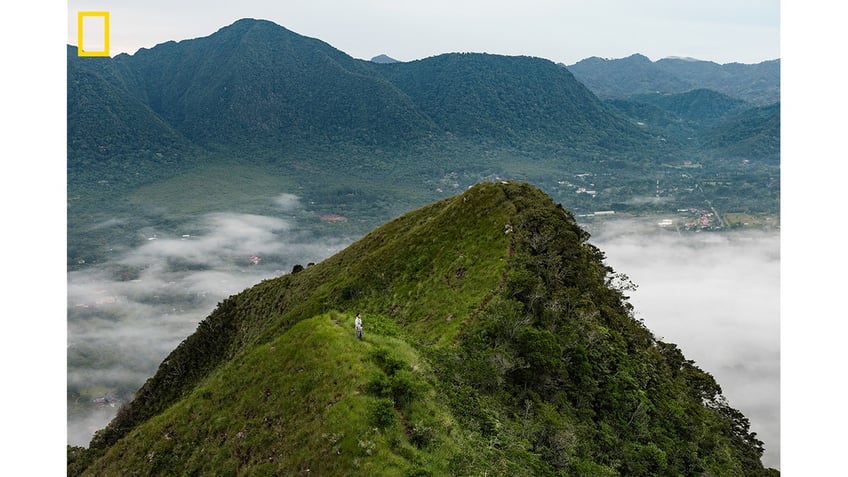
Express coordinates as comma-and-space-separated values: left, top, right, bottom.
568, 54, 780, 105
604, 88, 779, 161
376, 53, 651, 149
621, 89, 749, 127
67, 45, 202, 188
113, 19, 437, 148
67, 19, 659, 183
565, 54, 690, 101
700, 102, 781, 159
655, 57, 780, 106
68, 182, 777, 476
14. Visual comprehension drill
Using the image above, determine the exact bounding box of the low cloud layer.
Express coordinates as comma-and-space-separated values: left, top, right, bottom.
68, 209, 780, 469
67, 198, 350, 447
589, 220, 780, 469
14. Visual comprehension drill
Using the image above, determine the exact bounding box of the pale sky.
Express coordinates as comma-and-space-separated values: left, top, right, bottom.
67, 0, 780, 64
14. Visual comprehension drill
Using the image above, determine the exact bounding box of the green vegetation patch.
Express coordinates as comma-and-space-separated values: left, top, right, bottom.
82, 312, 467, 476
242, 182, 515, 345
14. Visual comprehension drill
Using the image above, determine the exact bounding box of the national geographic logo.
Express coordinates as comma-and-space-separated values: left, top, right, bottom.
77, 11, 110, 57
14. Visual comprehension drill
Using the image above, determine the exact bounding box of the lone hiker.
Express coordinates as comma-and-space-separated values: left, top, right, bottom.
355, 313, 363, 340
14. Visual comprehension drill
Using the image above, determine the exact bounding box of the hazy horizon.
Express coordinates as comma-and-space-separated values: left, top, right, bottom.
66, 1, 779, 65
67, 194, 353, 447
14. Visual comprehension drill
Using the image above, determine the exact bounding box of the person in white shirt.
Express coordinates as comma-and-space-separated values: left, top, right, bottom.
355, 313, 363, 340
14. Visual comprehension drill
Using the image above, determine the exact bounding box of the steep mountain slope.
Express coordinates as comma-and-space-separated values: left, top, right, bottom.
69, 182, 777, 476
119, 19, 436, 148
67, 45, 201, 189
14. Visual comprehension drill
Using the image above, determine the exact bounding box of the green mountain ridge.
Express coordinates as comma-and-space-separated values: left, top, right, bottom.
604, 89, 779, 159
566, 54, 691, 102
700, 102, 781, 159
568, 54, 779, 105
375, 53, 649, 149
67, 45, 203, 188
622, 89, 749, 127
121, 19, 437, 148
68, 182, 777, 476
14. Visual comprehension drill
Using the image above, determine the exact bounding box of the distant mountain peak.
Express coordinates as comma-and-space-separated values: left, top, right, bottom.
212, 17, 307, 41
371, 53, 399, 64
224, 17, 285, 30
626, 53, 650, 60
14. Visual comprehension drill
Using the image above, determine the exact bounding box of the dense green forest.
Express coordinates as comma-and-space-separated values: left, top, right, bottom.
68, 182, 778, 476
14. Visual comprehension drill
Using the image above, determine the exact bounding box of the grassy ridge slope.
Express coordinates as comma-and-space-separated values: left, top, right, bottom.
69, 182, 777, 476
74, 183, 515, 462
80, 312, 466, 475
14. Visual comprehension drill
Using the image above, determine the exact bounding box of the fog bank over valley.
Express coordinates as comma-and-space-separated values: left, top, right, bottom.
589, 220, 780, 468
67, 194, 351, 446
67, 203, 780, 469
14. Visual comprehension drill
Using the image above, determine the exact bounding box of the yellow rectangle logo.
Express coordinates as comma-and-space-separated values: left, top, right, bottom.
77, 11, 110, 57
